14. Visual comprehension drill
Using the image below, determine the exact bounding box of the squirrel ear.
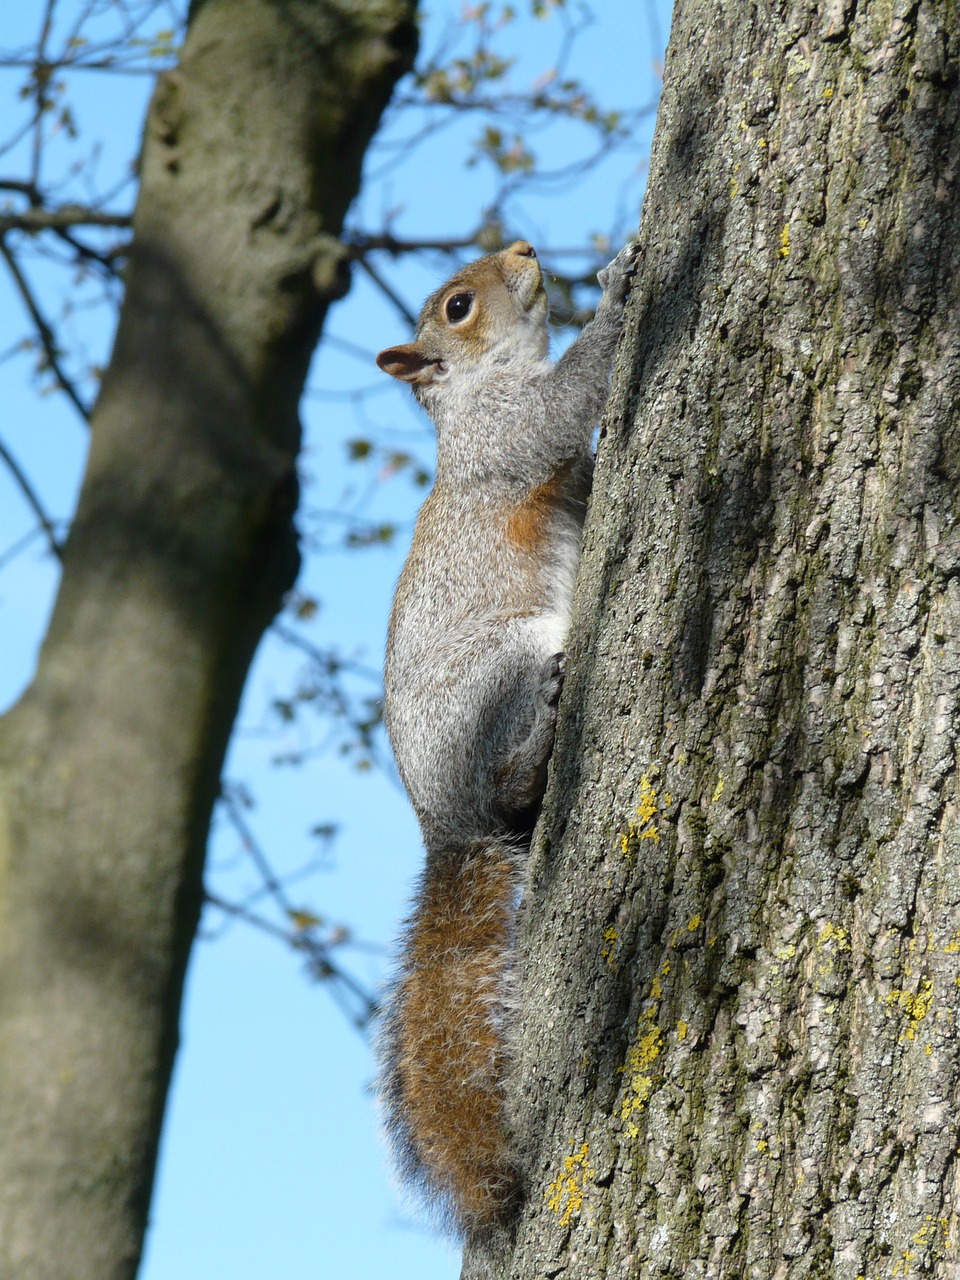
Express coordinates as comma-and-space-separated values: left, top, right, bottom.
376, 343, 439, 384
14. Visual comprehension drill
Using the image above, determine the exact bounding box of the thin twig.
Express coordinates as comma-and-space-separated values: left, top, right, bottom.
270, 622, 382, 684
0, 433, 64, 560
31, 0, 59, 188
53, 224, 129, 271
0, 57, 171, 76
345, 229, 483, 258
0, 236, 91, 423
203, 890, 379, 1033
0, 179, 41, 198
0, 204, 131, 235
218, 784, 294, 914
355, 255, 418, 330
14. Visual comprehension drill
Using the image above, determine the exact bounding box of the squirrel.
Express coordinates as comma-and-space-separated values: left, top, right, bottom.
375, 237, 637, 1237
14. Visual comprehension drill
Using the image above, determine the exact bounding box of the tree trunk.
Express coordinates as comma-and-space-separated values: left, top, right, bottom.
0, 3, 415, 1278
483, 1, 960, 1276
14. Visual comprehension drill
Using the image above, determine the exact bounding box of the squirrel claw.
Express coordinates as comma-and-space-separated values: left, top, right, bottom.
540, 652, 566, 707
597, 241, 640, 301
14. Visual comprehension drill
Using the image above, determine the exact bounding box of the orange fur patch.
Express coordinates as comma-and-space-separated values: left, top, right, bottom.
505, 463, 573, 554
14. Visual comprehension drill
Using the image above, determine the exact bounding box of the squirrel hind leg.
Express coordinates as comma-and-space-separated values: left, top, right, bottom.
493, 651, 565, 822
539, 650, 565, 706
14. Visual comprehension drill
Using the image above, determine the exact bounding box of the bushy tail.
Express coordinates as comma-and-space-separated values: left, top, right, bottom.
378, 838, 522, 1233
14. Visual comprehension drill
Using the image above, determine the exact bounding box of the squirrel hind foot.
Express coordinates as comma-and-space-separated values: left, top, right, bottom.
539, 651, 565, 707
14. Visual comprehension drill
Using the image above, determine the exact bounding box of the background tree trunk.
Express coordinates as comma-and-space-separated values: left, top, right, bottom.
483, 1, 960, 1276
0, 3, 415, 1278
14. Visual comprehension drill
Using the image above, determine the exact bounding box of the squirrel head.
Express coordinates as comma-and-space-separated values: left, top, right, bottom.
376, 240, 548, 389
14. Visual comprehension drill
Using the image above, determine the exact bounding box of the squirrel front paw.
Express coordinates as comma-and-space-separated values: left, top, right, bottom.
597, 241, 640, 306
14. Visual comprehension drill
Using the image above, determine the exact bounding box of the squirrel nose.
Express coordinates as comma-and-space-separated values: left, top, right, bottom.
508, 240, 537, 260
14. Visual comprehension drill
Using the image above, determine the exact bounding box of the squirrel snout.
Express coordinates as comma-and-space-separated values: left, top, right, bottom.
502, 241, 544, 316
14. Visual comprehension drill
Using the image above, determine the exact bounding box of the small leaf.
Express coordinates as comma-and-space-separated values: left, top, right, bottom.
288, 907, 324, 932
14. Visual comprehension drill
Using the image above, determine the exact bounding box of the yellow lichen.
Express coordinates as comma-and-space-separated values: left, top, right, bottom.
911, 1215, 951, 1256
545, 1142, 594, 1227
621, 771, 672, 851
601, 925, 618, 967
619, 1023, 663, 1138
818, 922, 850, 952
779, 224, 791, 258
823, 85, 834, 99
687, 913, 702, 932
885, 978, 934, 1041
711, 776, 725, 803
816, 922, 850, 975
677, 1020, 688, 1041
636, 775, 659, 826
786, 50, 810, 76
616, 963, 669, 1138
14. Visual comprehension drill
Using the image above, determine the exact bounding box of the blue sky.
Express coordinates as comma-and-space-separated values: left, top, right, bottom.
0, 4, 670, 1277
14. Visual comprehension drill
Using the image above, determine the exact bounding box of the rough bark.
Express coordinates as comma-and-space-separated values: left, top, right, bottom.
474, 1, 960, 1277
0, 3, 415, 1278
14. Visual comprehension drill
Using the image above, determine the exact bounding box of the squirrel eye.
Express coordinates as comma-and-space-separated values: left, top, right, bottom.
444, 292, 474, 324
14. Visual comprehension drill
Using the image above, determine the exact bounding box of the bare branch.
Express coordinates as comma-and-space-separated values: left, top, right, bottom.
270, 622, 382, 686
0, 179, 41, 198
355, 254, 418, 329
0, 236, 91, 423
213, 785, 381, 1033
52, 225, 128, 271
0, 57, 173, 77
32, 0, 59, 188
203, 890, 379, 1033
219, 783, 295, 915
0, 203, 131, 235
346, 228, 485, 258
0, 434, 64, 561
0, 525, 50, 575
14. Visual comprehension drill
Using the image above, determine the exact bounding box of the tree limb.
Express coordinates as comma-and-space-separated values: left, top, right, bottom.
0, 204, 131, 235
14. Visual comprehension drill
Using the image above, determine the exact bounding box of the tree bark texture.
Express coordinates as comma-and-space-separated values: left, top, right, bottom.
487, 2, 960, 1278
0, 3, 415, 1278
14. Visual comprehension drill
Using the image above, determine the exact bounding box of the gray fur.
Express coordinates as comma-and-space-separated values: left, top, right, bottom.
386, 241, 637, 849
378, 239, 637, 1234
